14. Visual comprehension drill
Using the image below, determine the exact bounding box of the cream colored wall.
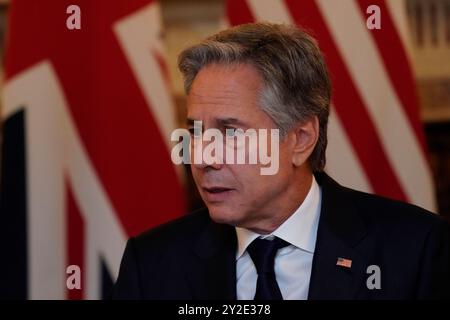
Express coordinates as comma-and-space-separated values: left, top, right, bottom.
406, 0, 450, 121
408, 0, 450, 78
161, 0, 223, 96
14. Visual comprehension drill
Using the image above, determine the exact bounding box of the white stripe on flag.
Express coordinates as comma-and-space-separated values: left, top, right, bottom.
326, 106, 373, 194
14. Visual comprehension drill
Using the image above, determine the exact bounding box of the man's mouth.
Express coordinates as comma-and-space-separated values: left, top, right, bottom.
204, 187, 233, 193
202, 186, 235, 202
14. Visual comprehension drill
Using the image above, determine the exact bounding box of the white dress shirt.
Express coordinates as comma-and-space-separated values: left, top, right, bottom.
235, 176, 322, 300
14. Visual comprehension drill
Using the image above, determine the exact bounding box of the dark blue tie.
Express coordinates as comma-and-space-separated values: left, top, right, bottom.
246, 237, 290, 300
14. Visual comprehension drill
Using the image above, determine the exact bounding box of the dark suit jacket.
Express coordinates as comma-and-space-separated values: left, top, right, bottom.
111, 173, 450, 299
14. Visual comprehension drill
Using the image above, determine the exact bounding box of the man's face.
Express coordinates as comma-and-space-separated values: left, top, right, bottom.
187, 63, 299, 232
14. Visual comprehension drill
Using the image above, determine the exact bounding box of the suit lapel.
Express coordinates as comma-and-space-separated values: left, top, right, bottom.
186, 220, 237, 299
308, 173, 370, 300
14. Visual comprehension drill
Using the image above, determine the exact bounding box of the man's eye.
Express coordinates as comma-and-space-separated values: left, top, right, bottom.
226, 128, 246, 138
225, 128, 237, 137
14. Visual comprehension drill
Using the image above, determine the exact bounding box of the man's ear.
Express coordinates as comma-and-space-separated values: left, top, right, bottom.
291, 116, 319, 167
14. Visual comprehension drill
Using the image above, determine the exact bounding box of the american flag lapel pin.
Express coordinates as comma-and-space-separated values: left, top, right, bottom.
336, 257, 352, 269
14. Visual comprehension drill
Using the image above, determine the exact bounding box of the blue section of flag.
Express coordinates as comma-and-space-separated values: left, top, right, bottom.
101, 257, 114, 300
0, 109, 28, 299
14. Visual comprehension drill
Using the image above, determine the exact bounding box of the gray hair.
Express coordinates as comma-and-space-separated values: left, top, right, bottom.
178, 22, 331, 172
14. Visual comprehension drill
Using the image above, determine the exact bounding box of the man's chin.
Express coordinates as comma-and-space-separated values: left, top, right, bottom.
207, 207, 239, 226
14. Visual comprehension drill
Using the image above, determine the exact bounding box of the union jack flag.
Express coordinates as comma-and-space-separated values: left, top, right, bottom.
0, 0, 185, 299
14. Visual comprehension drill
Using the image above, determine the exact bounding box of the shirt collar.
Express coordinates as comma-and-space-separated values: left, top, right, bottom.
235, 175, 322, 259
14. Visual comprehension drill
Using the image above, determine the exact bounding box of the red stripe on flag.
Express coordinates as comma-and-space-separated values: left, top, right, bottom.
284, 0, 407, 201
66, 181, 84, 300
227, 0, 255, 25
356, 0, 429, 157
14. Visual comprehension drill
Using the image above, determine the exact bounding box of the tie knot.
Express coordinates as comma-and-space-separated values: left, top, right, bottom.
246, 237, 289, 275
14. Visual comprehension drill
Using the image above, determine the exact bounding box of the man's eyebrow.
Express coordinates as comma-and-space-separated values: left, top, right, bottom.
186, 117, 247, 127
216, 118, 246, 127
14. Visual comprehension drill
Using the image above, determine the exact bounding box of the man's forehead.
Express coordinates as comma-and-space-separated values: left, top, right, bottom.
188, 88, 240, 104
186, 63, 266, 125
186, 96, 258, 122
188, 67, 261, 106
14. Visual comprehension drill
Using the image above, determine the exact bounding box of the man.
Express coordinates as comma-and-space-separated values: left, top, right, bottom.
112, 23, 450, 300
